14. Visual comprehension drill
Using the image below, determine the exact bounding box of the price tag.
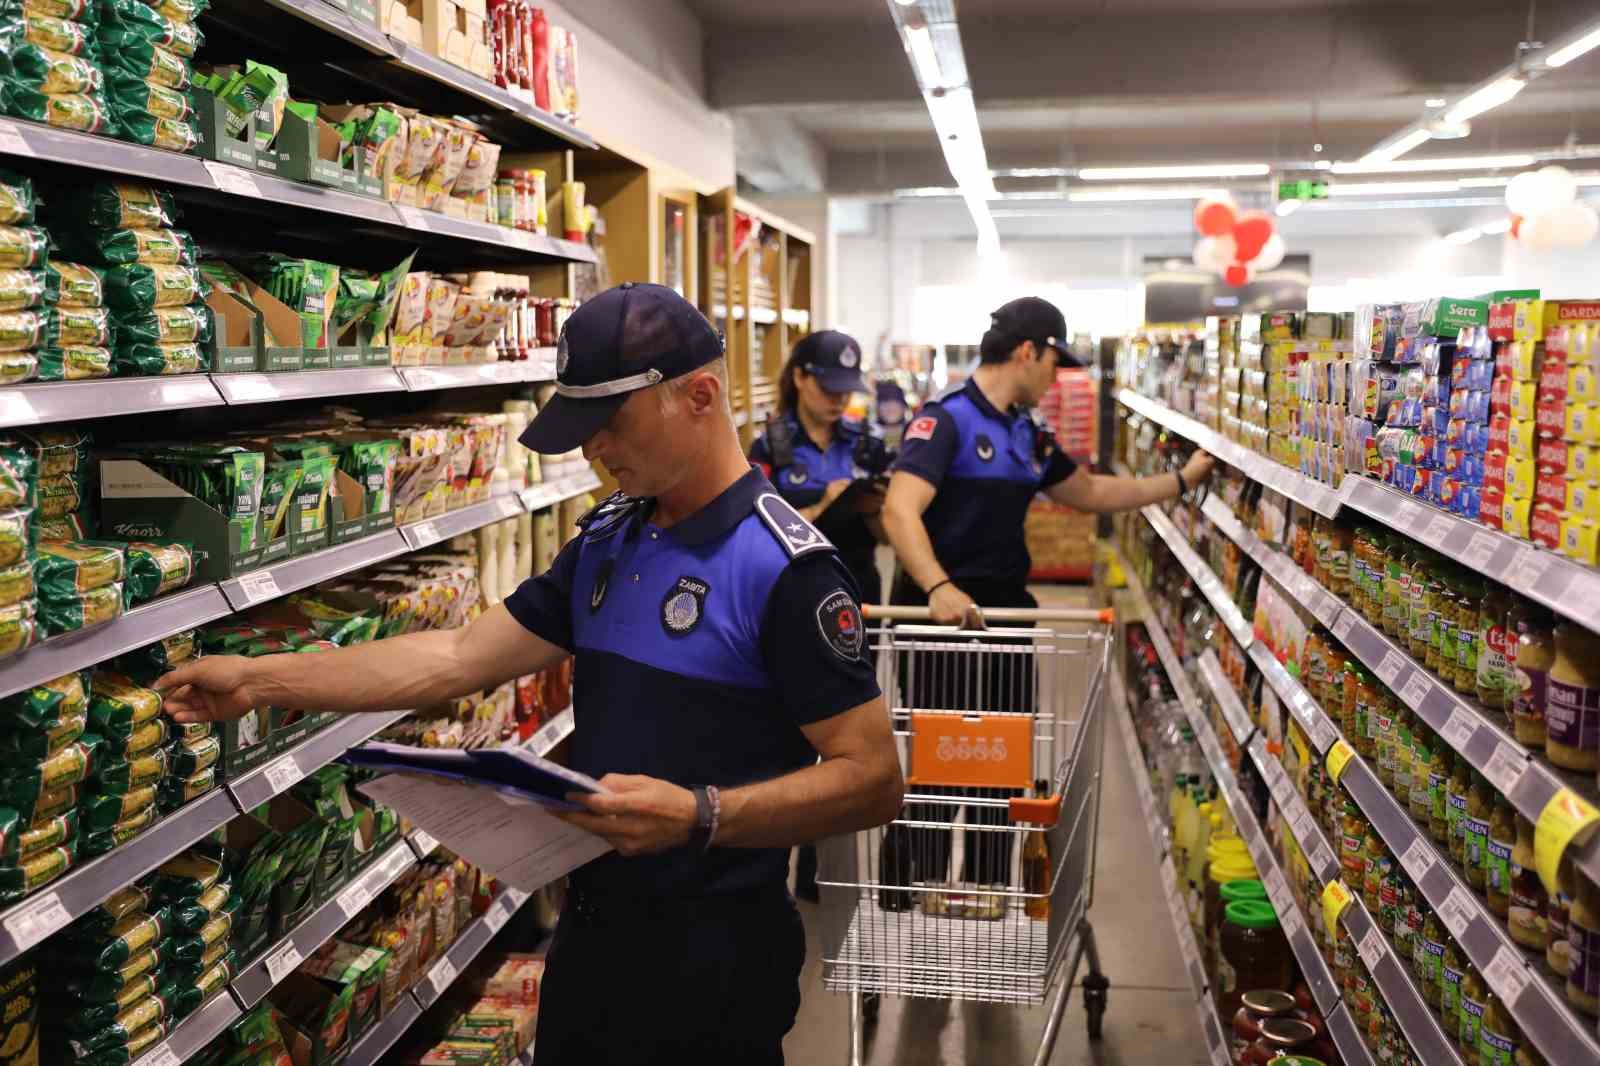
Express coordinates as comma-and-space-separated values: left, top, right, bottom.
410, 520, 441, 547
265, 942, 303, 985
503, 888, 529, 908
264, 754, 303, 795
1534, 787, 1600, 896
2, 891, 68, 951
1357, 926, 1386, 970
1482, 945, 1531, 1005
1320, 880, 1354, 933
1325, 739, 1356, 784
1439, 707, 1476, 750
203, 160, 261, 198
429, 955, 458, 995
1482, 743, 1528, 798
1310, 842, 1335, 877
0, 389, 37, 426
1400, 837, 1436, 882
237, 570, 283, 605
1439, 885, 1474, 938
336, 879, 371, 919
1422, 513, 1455, 547
1507, 546, 1553, 594
0, 120, 33, 157
1291, 806, 1316, 843
493, 494, 522, 520
395, 204, 432, 231
1399, 671, 1431, 711
1375, 649, 1406, 686
483, 898, 512, 933
1331, 612, 1356, 642
1279, 901, 1303, 938
1264, 867, 1290, 904
1461, 531, 1499, 572
1312, 594, 1341, 628
1394, 499, 1422, 529
1310, 713, 1339, 753
136, 1045, 181, 1066
413, 830, 438, 855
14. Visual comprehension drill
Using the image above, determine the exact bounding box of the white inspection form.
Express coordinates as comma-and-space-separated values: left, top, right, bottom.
358, 773, 613, 892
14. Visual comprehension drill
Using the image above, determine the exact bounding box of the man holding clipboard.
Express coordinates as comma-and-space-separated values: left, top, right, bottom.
158, 283, 905, 1066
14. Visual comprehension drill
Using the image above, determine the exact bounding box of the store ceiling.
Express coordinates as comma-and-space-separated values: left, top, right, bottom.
689, 0, 1600, 198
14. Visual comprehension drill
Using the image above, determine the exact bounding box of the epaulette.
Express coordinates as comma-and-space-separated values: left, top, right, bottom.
754, 492, 835, 560
576, 491, 644, 538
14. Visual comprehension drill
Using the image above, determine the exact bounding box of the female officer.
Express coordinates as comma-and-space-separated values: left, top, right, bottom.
749, 329, 888, 605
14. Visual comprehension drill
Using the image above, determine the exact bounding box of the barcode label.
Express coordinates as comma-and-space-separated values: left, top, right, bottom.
494, 495, 522, 520
1440, 708, 1476, 749
483, 899, 511, 933
1400, 672, 1431, 710
429, 955, 458, 995
1376, 649, 1406, 686
263, 755, 303, 795
395, 205, 432, 231
265, 942, 303, 984
238, 570, 283, 605
2, 891, 68, 951
410, 521, 441, 547
1439, 886, 1474, 938
1423, 513, 1455, 546
203, 160, 261, 197
1461, 531, 1498, 571
135, 1044, 180, 1066
1357, 926, 1386, 969
336, 877, 373, 919
1313, 595, 1341, 628
503, 888, 529, 908
1482, 945, 1531, 1005
1508, 547, 1553, 593
1332, 612, 1356, 642
1310, 842, 1335, 876
1311, 714, 1339, 753
1292, 806, 1316, 843
413, 830, 438, 855
1279, 901, 1303, 938
1400, 837, 1436, 881
1483, 743, 1528, 797
1394, 499, 1422, 528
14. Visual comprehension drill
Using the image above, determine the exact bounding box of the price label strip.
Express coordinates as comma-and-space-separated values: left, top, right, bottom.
1439, 707, 1476, 750
0, 120, 33, 157
1399, 671, 1430, 711
1399, 837, 1436, 882
1375, 649, 1406, 686
238, 570, 283, 605
1309, 712, 1339, 754
1481, 945, 1531, 1006
1331, 612, 1356, 642
429, 955, 458, 996
337, 874, 375, 919
203, 160, 261, 197
413, 830, 438, 855
395, 204, 432, 231
1507, 546, 1553, 595
2, 891, 68, 952
1439, 885, 1474, 938
1482, 742, 1528, 798
1460, 531, 1499, 572
1534, 787, 1600, 897
483, 899, 512, 934
1356, 926, 1386, 970
1422, 513, 1455, 547
264, 754, 303, 795
135, 1044, 181, 1066
265, 942, 303, 985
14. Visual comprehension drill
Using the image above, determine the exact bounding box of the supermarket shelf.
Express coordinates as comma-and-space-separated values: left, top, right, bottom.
386, 41, 595, 149
0, 787, 235, 965
232, 839, 418, 1007
1141, 505, 1252, 647
342, 991, 423, 1066
0, 584, 234, 702
527, 706, 575, 757
781, 308, 810, 329
521, 470, 604, 512
1200, 496, 1344, 629
130, 989, 242, 1066
402, 494, 525, 550
398, 361, 551, 392
1195, 651, 1256, 761
258, 0, 397, 54
0, 375, 224, 429
412, 886, 530, 1009
214, 368, 406, 406
1118, 390, 1342, 517
219, 530, 411, 610
229, 709, 415, 810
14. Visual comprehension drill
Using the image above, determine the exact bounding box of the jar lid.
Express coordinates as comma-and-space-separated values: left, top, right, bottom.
1266, 1057, 1325, 1066
1224, 899, 1280, 929
1209, 855, 1258, 883
1209, 836, 1247, 856
1220, 879, 1268, 903
1239, 989, 1297, 1016
1260, 1017, 1317, 1046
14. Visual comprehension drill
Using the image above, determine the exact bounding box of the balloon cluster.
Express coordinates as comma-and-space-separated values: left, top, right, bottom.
1192, 195, 1286, 286
1505, 166, 1599, 250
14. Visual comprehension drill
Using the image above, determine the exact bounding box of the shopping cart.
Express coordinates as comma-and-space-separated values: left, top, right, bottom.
816, 604, 1114, 1066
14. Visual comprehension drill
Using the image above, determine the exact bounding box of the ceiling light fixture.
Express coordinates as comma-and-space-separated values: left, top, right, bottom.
1443, 227, 1484, 245
1067, 186, 1229, 202
1332, 152, 1536, 175
1444, 76, 1526, 125
903, 25, 943, 88
1075, 162, 1269, 181
1458, 176, 1513, 188
1481, 218, 1514, 234
1360, 128, 1433, 165
1275, 199, 1303, 217
1546, 25, 1600, 67
1328, 180, 1462, 196
991, 167, 1071, 178
1425, 98, 1448, 108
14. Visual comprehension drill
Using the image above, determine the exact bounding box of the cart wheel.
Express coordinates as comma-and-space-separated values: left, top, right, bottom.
1081, 973, 1109, 1040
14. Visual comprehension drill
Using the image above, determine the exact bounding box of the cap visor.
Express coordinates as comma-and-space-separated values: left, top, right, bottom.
1046, 340, 1084, 368
518, 392, 626, 454
811, 366, 869, 394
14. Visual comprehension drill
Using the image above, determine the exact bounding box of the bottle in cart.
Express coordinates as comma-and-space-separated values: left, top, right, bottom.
1022, 826, 1050, 920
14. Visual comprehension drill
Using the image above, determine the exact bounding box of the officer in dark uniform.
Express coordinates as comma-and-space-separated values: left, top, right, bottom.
881, 295, 1213, 887
749, 329, 889, 606
157, 283, 904, 1066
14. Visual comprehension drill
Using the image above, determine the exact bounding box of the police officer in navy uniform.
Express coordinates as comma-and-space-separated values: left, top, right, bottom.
157, 283, 905, 1066
749, 329, 888, 606
880, 295, 1213, 887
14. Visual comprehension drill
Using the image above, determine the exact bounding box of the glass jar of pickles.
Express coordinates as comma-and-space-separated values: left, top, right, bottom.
1454, 574, 1482, 695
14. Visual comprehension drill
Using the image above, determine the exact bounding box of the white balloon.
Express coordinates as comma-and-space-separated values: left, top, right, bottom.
1544, 200, 1600, 248
1518, 213, 1559, 250
1193, 235, 1236, 271
1506, 171, 1546, 218
1252, 233, 1286, 271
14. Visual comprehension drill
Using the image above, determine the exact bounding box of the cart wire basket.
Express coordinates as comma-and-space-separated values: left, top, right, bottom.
816, 604, 1114, 1066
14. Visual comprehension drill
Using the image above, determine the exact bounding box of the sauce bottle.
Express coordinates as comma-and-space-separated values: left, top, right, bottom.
1406, 551, 1431, 660
1340, 797, 1367, 891
1353, 671, 1377, 759
1549, 857, 1574, 978
1479, 988, 1532, 1066
1373, 687, 1396, 787
1384, 539, 1411, 639
1361, 821, 1388, 912
1436, 573, 1460, 685
1511, 602, 1554, 748
1446, 751, 1472, 865
1349, 526, 1371, 618
1462, 770, 1493, 892
1508, 813, 1549, 951
1418, 909, 1445, 1003
1546, 621, 1600, 773
1476, 582, 1512, 711
1486, 791, 1516, 919
1391, 872, 1416, 957
1328, 522, 1352, 599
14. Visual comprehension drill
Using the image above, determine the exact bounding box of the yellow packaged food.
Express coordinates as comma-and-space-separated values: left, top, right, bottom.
1567, 404, 1600, 445
1507, 417, 1538, 461
1506, 455, 1538, 500
1569, 482, 1600, 523
1562, 517, 1600, 565
1503, 495, 1533, 538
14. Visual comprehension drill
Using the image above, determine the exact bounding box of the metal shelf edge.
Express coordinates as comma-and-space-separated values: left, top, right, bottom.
412, 887, 529, 1009
0, 375, 224, 428
129, 989, 242, 1066
228, 709, 414, 810
341, 989, 423, 1066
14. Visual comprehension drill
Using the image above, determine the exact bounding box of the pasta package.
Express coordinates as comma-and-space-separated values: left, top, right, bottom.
0, 308, 44, 350
152, 850, 219, 901
9, 41, 101, 94
0, 349, 33, 384
0, 841, 71, 902
61, 946, 162, 1002
39, 581, 123, 636
168, 734, 217, 777
11, 11, 95, 55
46, 259, 104, 307
0, 737, 92, 811
36, 470, 84, 517
15, 805, 75, 858
34, 510, 87, 542
80, 784, 156, 833
100, 0, 201, 56
120, 541, 191, 604
0, 670, 85, 727
111, 628, 195, 682
88, 672, 161, 732
113, 339, 204, 376
63, 990, 173, 1056
96, 715, 166, 761
106, 71, 192, 121
64, 227, 196, 268
0, 558, 32, 607
35, 541, 125, 597
0, 507, 30, 566
0, 707, 83, 761
58, 182, 176, 231
79, 799, 158, 856
15, 428, 88, 477
37, 344, 112, 380
0, 440, 31, 509
0, 604, 36, 664
157, 765, 213, 812
105, 40, 186, 91
0, 169, 34, 224
8, 89, 110, 134
103, 263, 203, 310
0, 268, 45, 311
116, 304, 210, 346
60, 905, 171, 970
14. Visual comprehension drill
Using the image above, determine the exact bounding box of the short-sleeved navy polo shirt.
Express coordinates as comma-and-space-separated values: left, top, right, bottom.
503, 467, 881, 897
749, 412, 876, 562
892, 378, 1077, 586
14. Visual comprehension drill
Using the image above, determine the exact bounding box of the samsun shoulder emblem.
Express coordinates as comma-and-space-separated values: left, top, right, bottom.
816, 589, 864, 661
661, 575, 709, 635
904, 415, 938, 443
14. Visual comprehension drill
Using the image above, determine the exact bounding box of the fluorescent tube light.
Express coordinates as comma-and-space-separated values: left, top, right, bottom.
1443, 227, 1483, 245
1361, 128, 1433, 164
1481, 218, 1513, 234
1546, 25, 1600, 67
1444, 77, 1525, 125
904, 26, 942, 88
1332, 153, 1536, 175
1329, 180, 1461, 196
1275, 199, 1303, 217
1458, 176, 1513, 188
1075, 163, 1268, 181
1068, 186, 1228, 202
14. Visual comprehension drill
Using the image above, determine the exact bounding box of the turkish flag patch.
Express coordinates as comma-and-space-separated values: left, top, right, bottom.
905, 415, 938, 443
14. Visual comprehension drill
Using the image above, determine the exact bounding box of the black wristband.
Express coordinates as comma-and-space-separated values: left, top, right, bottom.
926, 578, 952, 597
1174, 470, 1188, 496
688, 786, 713, 852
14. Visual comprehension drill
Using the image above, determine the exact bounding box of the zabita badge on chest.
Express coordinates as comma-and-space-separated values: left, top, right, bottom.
662, 575, 710, 635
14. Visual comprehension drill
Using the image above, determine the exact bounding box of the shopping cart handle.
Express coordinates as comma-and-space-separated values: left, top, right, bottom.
1008, 795, 1063, 827
862, 605, 1114, 624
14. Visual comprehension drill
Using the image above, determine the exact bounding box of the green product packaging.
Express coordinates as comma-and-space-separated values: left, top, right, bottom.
117, 303, 210, 346
197, 624, 261, 654
27, 780, 73, 821
8, 88, 111, 133
168, 734, 218, 777
16, 0, 95, 20
103, 263, 204, 311
0, 349, 34, 384
207, 60, 285, 145
100, 0, 201, 56
0, 735, 91, 810
166, 938, 227, 989
46, 260, 104, 307
176, 955, 231, 1016
79, 799, 159, 856
67, 227, 196, 267
87, 671, 162, 731
79, 784, 157, 833
36, 469, 83, 516
96, 714, 167, 761
59, 182, 176, 230
149, 448, 263, 519
0, 268, 46, 310
0, 508, 33, 565
91, 743, 168, 795
146, 0, 206, 21
290, 453, 334, 535
15, 428, 89, 477
114, 339, 205, 376
0, 307, 44, 349
332, 273, 378, 334
115, 109, 197, 152
353, 107, 400, 179
112, 628, 196, 682
0, 840, 71, 901
0, 168, 34, 224
168, 879, 228, 933
106, 69, 191, 121
38, 344, 112, 381
60, 905, 171, 970
0, 669, 85, 728
35, 540, 125, 596
0, 225, 47, 269
74, 881, 155, 930
167, 910, 229, 965
60, 946, 164, 1003
120, 540, 192, 604
39, 582, 124, 636
9, 41, 102, 94
0, 440, 33, 508
157, 765, 214, 813
9, 10, 95, 55
47, 304, 112, 345
0, 558, 31, 606
61, 973, 167, 1034
0, 599, 37, 660
35, 511, 86, 541
105, 39, 186, 90
259, 460, 302, 546
0, 708, 82, 761
172, 720, 209, 743
63, 989, 174, 1057
17, 805, 76, 859
153, 849, 220, 901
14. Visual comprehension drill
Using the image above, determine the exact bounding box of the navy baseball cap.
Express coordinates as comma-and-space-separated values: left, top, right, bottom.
520, 282, 725, 454
793, 330, 868, 394
987, 297, 1081, 366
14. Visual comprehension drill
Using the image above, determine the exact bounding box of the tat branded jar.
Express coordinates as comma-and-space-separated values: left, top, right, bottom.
1568, 869, 1600, 1017
1218, 901, 1294, 1019
1511, 602, 1554, 748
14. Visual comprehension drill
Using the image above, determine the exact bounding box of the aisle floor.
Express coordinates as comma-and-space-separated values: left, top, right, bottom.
781, 582, 1208, 1066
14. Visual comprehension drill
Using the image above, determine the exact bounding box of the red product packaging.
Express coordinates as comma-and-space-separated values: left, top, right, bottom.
1537, 436, 1569, 477
531, 7, 550, 112
1479, 482, 1505, 527
1490, 373, 1512, 418
1531, 503, 1563, 548
1483, 449, 1508, 490
1488, 302, 1516, 341
1536, 398, 1567, 439
1535, 471, 1567, 509
1487, 414, 1510, 453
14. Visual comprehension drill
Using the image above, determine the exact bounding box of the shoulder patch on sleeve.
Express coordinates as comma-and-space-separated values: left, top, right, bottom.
816, 587, 866, 661
904, 415, 939, 443
755, 493, 835, 559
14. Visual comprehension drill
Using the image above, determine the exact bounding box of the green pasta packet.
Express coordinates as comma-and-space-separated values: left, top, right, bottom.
66, 227, 196, 267
92, 743, 168, 794
46, 260, 105, 307
36, 540, 125, 596
38, 344, 111, 381
114, 340, 205, 377
39, 581, 124, 637
79, 799, 159, 856
104, 263, 203, 311
0, 225, 47, 269
101, 0, 202, 56
0, 307, 44, 350
61, 945, 164, 1003
117, 304, 210, 347
58, 182, 176, 231
0, 669, 86, 728
80, 784, 157, 834
8, 88, 110, 133
0, 268, 46, 311
0, 558, 32, 607
34, 510, 87, 541
106, 69, 192, 122
47, 304, 111, 345
0, 840, 72, 902
116, 110, 198, 153
0, 169, 35, 224
9, 41, 102, 94
105, 40, 187, 90
0, 708, 83, 761
120, 541, 192, 604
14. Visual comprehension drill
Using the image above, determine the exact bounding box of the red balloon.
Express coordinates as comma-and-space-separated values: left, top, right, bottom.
1510, 214, 1523, 239
1223, 263, 1251, 286
1194, 197, 1237, 237
1232, 211, 1275, 262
